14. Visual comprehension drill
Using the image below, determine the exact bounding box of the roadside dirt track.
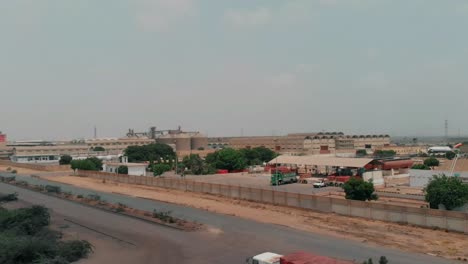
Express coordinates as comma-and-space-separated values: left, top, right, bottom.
43, 175, 468, 261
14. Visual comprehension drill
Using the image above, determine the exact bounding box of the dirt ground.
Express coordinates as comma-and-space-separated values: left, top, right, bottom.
43, 175, 468, 261
0, 165, 44, 174
381, 186, 424, 195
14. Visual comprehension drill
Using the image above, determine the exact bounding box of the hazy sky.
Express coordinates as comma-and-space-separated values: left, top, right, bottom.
1, 0, 468, 141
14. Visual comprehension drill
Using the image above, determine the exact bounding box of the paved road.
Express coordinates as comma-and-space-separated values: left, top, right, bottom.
0, 173, 455, 264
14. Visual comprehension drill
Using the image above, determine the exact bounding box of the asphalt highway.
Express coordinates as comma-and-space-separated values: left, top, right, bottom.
0, 173, 455, 264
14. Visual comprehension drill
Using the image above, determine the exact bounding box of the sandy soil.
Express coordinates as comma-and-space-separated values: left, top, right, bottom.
0, 165, 44, 174
43, 175, 468, 261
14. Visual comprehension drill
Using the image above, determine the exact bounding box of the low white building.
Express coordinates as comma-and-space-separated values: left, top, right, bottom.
103, 162, 148, 176
10, 154, 60, 164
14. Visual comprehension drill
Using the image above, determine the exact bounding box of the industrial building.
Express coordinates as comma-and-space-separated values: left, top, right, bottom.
208, 132, 390, 155
374, 145, 426, 156
2, 127, 210, 163
0, 132, 6, 148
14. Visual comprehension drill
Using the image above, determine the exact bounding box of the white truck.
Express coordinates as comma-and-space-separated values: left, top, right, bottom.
313, 180, 326, 188
246, 252, 282, 264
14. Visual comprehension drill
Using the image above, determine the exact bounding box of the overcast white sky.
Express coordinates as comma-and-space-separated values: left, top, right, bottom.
1, 0, 468, 141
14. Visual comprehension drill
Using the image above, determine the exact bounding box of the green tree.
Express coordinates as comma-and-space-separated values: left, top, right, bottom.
252, 147, 277, 163
153, 164, 171, 176
71, 160, 96, 171
182, 154, 205, 175
356, 149, 367, 156
117, 165, 128, 174
445, 151, 456, 160
343, 177, 378, 201
70, 158, 102, 171
411, 164, 430, 170
125, 143, 175, 163
424, 174, 468, 210
374, 150, 396, 158
424, 157, 440, 168
59, 155, 72, 165
240, 147, 277, 166
206, 148, 247, 171
92, 146, 105, 151
87, 157, 103, 170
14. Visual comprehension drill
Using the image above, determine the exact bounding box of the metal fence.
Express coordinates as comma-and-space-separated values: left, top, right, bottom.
76, 170, 468, 233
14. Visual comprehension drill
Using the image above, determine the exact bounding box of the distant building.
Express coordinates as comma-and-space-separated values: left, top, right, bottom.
208, 132, 390, 155
155, 128, 208, 152
85, 137, 155, 152
375, 145, 426, 156
0, 132, 6, 148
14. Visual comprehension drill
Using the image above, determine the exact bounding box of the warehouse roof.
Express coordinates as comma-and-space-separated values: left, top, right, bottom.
269, 155, 374, 168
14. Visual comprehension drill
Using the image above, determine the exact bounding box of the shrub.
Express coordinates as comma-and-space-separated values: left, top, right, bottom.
153, 164, 171, 176
6, 167, 11, 171
16, 180, 29, 186
86, 194, 101, 201
411, 164, 430, 170
11, 170, 17, 174
76, 195, 84, 199
0, 205, 50, 236
152, 210, 176, 223
115, 207, 125, 213
0, 176, 15, 182
0, 205, 92, 264
45, 185, 62, 194
424, 157, 440, 168
56, 240, 93, 262
0, 192, 18, 202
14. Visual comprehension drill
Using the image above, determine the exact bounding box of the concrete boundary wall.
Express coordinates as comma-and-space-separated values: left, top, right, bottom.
76, 170, 468, 234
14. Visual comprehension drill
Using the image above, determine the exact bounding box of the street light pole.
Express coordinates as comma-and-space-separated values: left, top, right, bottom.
174, 139, 178, 176
274, 139, 279, 186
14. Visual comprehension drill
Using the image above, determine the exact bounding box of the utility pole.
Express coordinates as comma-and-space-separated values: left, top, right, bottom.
94, 126, 97, 139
